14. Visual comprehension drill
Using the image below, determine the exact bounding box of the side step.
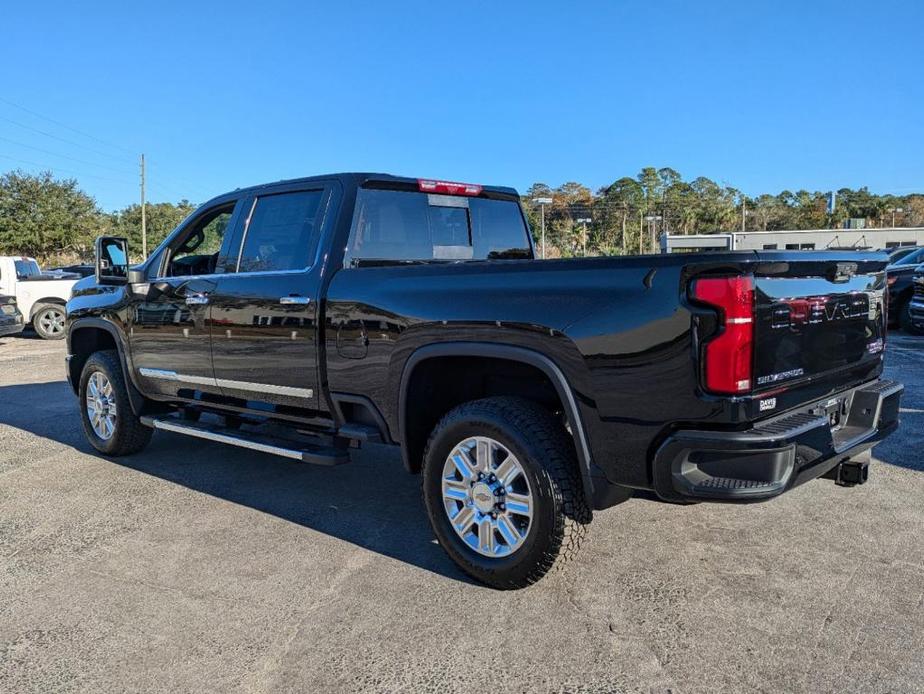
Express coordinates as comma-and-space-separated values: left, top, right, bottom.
140, 415, 350, 466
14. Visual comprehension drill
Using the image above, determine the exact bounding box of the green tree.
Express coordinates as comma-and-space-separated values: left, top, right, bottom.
0, 170, 104, 259
109, 200, 197, 261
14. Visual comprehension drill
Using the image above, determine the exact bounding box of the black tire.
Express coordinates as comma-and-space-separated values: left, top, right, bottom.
79, 350, 152, 456
899, 300, 924, 334
32, 303, 66, 340
422, 396, 591, 589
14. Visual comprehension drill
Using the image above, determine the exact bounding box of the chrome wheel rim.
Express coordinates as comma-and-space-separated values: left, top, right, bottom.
86, 371, 117, 440
441, 436, 533, 558
39, 308, 65, 335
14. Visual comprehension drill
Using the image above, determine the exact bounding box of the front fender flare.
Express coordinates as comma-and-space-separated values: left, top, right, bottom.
67, 317, 145, 416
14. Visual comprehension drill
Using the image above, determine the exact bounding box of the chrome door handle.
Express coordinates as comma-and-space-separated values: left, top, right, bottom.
279, 296, 311, 305
185, 293, 209, 306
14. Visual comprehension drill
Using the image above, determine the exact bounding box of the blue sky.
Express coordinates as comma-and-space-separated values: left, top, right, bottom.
1, 1, 921, 210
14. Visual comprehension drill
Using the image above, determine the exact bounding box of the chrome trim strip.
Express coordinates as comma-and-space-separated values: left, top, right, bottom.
139, 368, 216, 387
139, 368, 313, 398
145, 418, 304, 461
216, 378, 313, 399
139, 367, 179, 380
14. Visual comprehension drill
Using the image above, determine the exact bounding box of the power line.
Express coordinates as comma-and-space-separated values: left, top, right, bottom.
0, 153, 128, 185
0, 113, 134, 165
0, 95, 134, 155
145, 159, 214, 199
0, 135, 136, 175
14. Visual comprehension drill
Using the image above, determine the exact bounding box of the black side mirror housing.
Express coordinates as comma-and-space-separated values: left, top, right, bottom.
95, 236, 130, 285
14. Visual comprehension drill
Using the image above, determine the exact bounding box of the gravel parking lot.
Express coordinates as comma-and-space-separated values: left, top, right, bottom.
0, 333, 922, 693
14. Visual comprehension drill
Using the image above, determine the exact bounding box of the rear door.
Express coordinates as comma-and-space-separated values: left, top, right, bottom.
208, 182, 338, 413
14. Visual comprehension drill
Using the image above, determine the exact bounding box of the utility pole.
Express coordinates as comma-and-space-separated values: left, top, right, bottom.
576, 218, 591, 256
888, 207, 903, 228
140, 153, 147, 259
533, 197, 553, 259
741, 198, 746, 232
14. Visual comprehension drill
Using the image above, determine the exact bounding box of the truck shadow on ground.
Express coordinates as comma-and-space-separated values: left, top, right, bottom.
0, 379, 475, 585
0, 378, 920, 584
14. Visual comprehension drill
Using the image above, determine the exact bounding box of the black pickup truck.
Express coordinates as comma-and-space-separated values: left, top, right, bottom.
66, 173, 903, 588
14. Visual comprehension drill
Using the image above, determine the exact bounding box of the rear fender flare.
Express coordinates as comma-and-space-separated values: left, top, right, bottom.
397, 342, 595, 500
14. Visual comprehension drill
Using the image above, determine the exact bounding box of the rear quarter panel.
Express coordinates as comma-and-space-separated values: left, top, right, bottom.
324, 254, 728, 489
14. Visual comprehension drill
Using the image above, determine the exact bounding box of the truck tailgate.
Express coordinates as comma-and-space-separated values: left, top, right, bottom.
753, 258, 886, 393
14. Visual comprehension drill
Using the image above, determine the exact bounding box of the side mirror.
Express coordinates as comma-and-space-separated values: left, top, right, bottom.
95, 236, 130, 285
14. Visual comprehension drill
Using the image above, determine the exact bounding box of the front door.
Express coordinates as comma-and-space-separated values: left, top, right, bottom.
208, 185, 333, 413
130, 200, 243, 399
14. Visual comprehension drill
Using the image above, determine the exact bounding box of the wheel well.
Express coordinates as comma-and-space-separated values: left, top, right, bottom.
29, 298, 66, 320
402, 355, 568, 474
68, 327, 117, 393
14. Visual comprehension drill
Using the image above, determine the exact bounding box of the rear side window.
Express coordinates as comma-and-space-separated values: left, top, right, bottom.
15, 259, 40, 279
237, 190, 324, 273
347, 189, 531, 264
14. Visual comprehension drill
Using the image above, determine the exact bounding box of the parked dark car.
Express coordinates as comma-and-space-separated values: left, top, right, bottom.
0, 294, 25, 337
65, 173, 903, 588
906, 265, 924, 335
885, 246, 919, 265
886, 247, 924, 329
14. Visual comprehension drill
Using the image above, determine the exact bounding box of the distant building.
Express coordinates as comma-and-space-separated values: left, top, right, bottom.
660, 227, 924, 253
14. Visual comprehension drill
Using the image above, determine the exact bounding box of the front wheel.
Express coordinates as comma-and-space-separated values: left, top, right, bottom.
79, 350, 152, 456
422, 397, 590, 589
33, 304, 66, 340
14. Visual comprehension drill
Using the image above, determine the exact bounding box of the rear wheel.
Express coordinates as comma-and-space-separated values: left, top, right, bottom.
422, 397, 590, 589
79, 350, 152, 455
33, 304, 66, 340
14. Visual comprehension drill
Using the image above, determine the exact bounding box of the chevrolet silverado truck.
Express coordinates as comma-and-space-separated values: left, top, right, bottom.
66, 173, 903, 588
0, 256, 80, 339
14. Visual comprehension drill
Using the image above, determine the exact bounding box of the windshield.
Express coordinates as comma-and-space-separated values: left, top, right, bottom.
890, 247, 924, 267
14, 259, 41, 279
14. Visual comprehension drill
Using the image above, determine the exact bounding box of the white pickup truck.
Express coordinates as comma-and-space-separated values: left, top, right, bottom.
0, 256, 80, 339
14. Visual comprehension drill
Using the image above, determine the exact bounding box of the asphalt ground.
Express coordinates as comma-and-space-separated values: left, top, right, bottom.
0, 331, 921, 693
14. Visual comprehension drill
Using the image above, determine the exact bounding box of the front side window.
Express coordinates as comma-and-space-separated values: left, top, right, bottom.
347, 189, 531, 264
237, 190, 325, 273
168, 205, 234, 277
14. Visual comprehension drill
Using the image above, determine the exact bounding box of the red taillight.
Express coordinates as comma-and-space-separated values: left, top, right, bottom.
693, 276, 754, 395
417, 179, 483, 196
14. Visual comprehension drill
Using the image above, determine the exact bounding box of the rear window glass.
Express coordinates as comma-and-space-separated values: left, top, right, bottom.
347, 189, 531, 263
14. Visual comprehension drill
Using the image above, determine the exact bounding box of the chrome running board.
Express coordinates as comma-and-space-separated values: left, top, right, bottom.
140, 415, 350, 465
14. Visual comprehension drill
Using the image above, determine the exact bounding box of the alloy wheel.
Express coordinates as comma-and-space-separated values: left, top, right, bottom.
38, 308, 65, 336
441, 436, 534, 558
86, 371, 117, 440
